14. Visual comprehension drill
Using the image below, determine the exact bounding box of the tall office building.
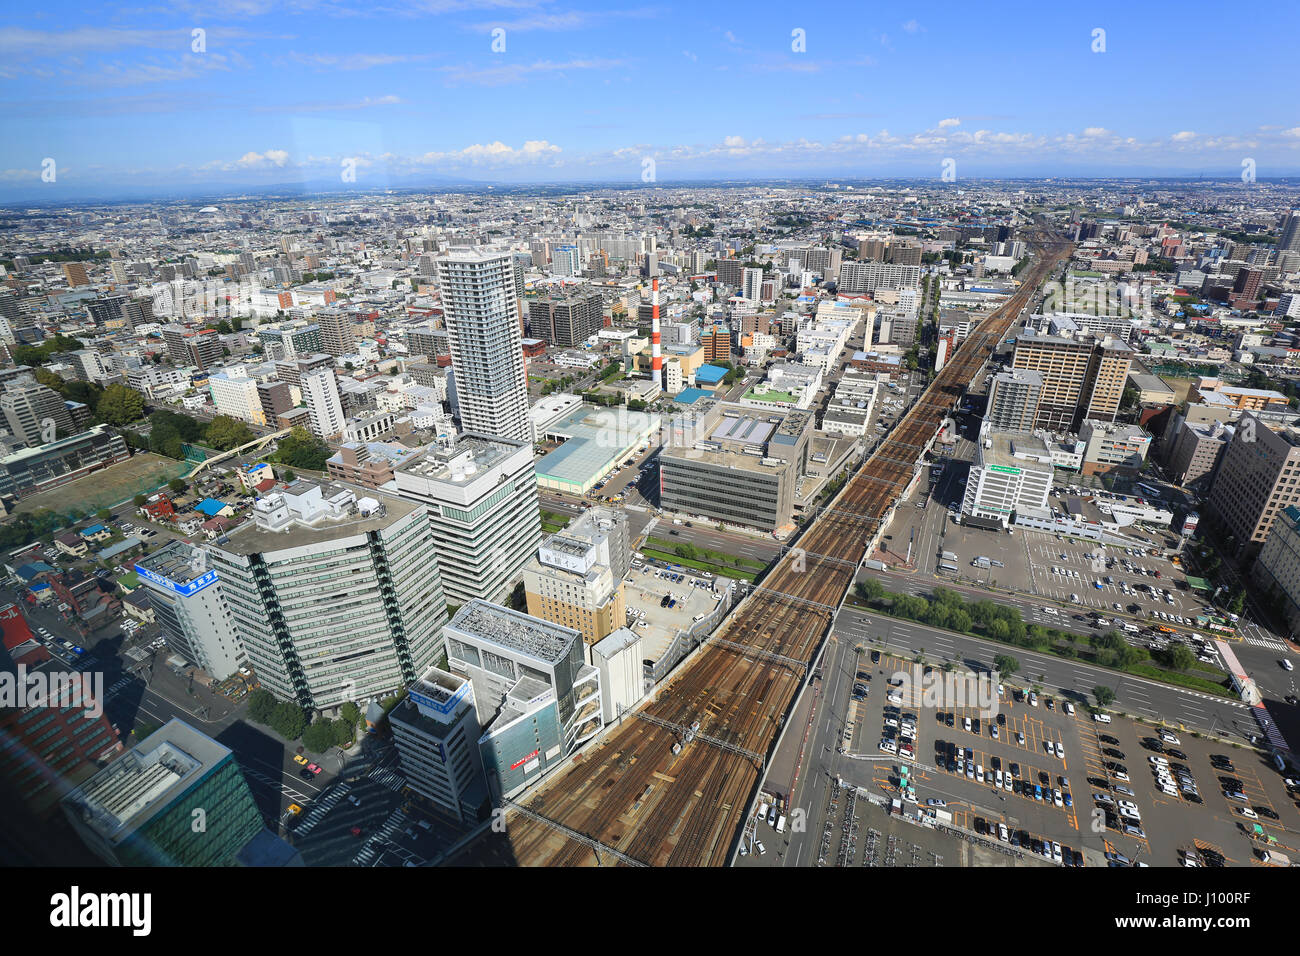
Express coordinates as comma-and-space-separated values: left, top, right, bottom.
1010, 328, 1132, 431
1, 379, 72, 447
1279, 209, 1300, 254
443, 601, 603, 801
742, 267, 764, 302
207, 481, 449, 711
551, 244, 581, 276
162, 325, 223, 370
135, 541, 246, 680
389, 667, 489, 824
317, 310, 356, 357
522, 506, 630, 646
301, 366, 345, 440
257, 380, 293, 424
986, 369, 1043, 431
62, 262, 89, 287
527, 288, 603, 347
393, 433, 541, 606
436, 249, 531, 442
1206, 414, 1300, 557
61, 719, 264, 867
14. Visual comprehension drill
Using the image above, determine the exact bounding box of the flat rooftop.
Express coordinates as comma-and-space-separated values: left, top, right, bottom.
981, 430, 1053, 471
215, 483, 421, 555
396, 434, 523, 483
449, 599, 578, 667
136, 540, 212, 585
62, 719, 229, 845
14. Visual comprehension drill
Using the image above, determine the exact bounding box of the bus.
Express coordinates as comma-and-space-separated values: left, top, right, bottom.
1156, 624, 1176, 634
938, 561, 959, 574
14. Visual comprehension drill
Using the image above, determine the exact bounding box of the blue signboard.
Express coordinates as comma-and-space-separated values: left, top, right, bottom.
133, 564, 219, 597
409, 680, 470, 716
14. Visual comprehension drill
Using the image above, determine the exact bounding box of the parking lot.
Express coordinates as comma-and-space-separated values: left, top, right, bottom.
622, 560, 730, 660
825, 650, 1300, 866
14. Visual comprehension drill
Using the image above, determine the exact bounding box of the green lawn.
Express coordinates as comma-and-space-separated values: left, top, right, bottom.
641, 547, 759, 582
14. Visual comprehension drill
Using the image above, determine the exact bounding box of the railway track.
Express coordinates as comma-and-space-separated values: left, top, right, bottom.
475, 235, 1074, 867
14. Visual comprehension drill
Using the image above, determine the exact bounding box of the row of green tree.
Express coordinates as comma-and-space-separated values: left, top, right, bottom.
246, 688, 361, 753
854, 581, 1213, 678
120, 409, 255, 459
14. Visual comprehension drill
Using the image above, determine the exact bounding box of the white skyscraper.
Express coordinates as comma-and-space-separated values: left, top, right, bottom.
742, 267, 763, 303
302, 366, 345, 440
436, 249, 531, 442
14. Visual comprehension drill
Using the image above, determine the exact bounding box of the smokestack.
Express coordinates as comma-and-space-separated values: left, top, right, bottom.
651, 277, 662, 386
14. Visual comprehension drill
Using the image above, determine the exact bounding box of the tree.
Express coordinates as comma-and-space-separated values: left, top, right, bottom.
270, 701, 307, 741
1166, 644, 1196, 672
133, 494, 147, 508
855, 578, 885, 604
96, 508, 112, 521
204, 415, 254, 451
993, 654, 1020, 678
1093, 685, 1116, 708
274, 427, 330, 471
95, 383, 145, 425
331, 718, 355, 747
340, 701, 362, 727
282, 469, 296, 483
302, 720, 335, 754
247, 688, 276, 723
168, 478, 187, 494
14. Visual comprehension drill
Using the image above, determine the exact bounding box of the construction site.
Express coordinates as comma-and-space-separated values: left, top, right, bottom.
456, 230, 1076, 867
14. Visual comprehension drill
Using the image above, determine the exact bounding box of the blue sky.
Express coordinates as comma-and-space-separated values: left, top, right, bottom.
3, 0, 1299, 197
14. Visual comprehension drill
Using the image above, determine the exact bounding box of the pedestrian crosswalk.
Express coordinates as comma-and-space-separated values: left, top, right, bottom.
1241, 635, 1288, 652
351, 808, 408, 867
294, 782, 350, 836
367, 765, 407, 792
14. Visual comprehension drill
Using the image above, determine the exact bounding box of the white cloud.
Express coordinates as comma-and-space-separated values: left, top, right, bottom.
1171, 130, 1197, 141
235, 149, 290, 168
901, 20, 924, 33
938, 118, 960, 128
420, 139, 561, 166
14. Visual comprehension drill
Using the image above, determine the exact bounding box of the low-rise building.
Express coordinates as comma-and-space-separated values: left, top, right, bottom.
1078, 420, 1152, 477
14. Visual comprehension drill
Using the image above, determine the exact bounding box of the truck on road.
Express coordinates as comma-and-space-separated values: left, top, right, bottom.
864, 558, 889, 572
1261, 849, 1291, 866
971, 555, 991, 569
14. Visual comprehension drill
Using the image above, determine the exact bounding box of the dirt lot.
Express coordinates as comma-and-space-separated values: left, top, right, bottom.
12, 452, 189, 517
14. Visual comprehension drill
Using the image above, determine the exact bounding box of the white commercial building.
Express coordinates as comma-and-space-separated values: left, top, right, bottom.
302, 366, 345, 440
208, 371, 266, 426
393, 433, 542, 606
961, 427, 1054, 530
437, 249, 532, 443
590, 627, 644, 724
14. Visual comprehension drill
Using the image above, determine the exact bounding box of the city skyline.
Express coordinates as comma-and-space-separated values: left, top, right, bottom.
3, 0, 1300, 200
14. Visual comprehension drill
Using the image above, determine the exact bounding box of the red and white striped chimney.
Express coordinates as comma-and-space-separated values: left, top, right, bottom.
651, 277, 662, 386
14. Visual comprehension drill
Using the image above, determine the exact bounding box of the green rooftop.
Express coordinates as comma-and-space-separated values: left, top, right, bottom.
742, 388, 799, 405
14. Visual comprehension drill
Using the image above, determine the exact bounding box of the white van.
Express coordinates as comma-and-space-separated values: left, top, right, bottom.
1093, 712, 1112, 724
